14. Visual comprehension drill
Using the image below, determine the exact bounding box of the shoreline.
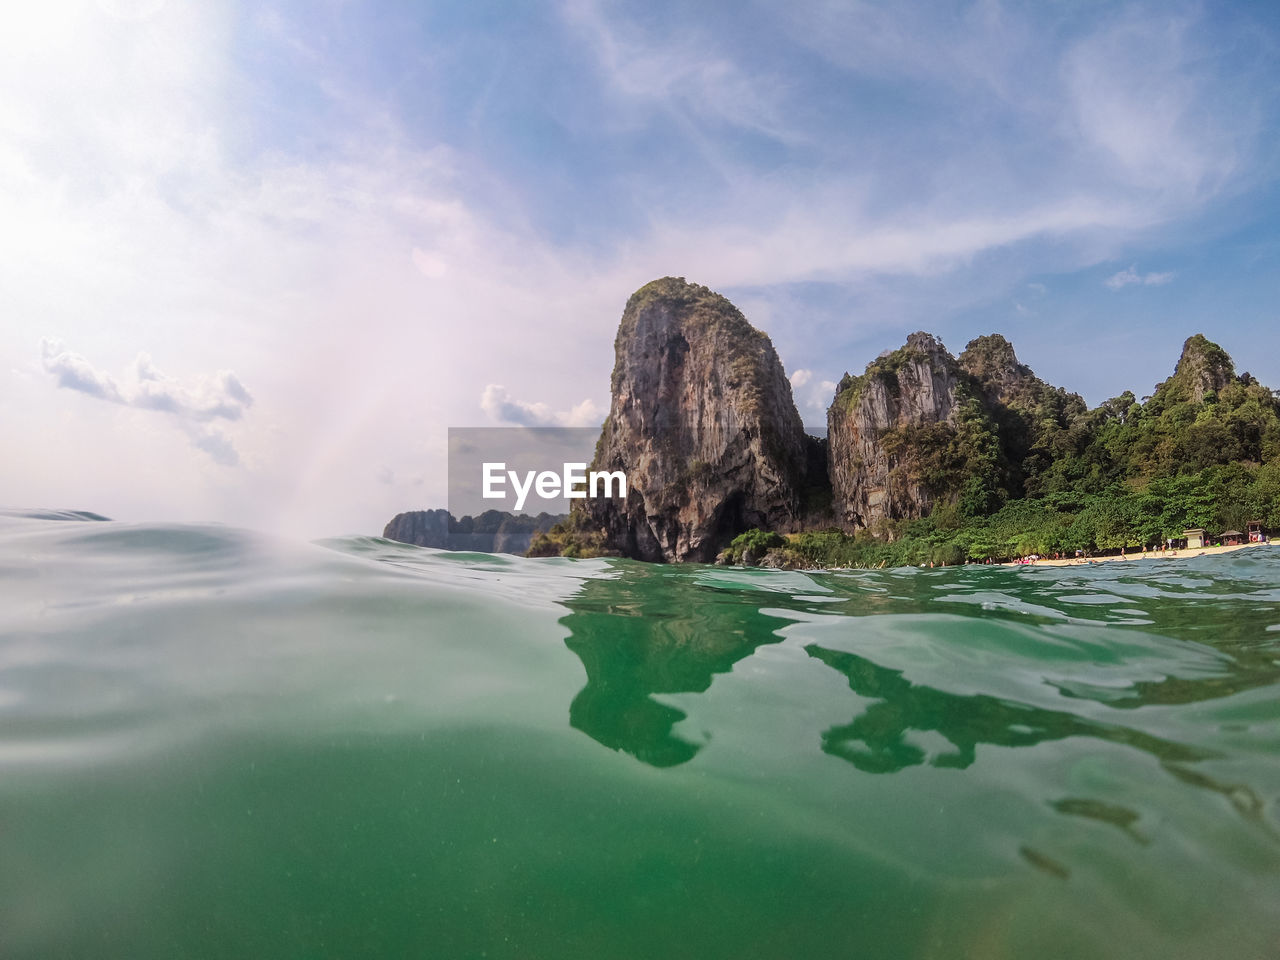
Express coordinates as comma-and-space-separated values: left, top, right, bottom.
1000, 540, 1273, 568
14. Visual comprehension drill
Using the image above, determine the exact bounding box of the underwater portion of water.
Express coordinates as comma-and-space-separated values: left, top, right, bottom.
2, 508, 1279, 958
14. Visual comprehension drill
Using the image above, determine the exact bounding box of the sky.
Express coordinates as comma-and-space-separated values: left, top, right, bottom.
3, 0, 1280, 538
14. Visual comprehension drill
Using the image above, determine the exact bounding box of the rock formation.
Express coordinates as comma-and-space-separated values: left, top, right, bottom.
586, 277, 809, 562
958, 334, 1037, 407
1158, 334, 1237, 403
381, 276, 1252, 565
826, 332, 965, 529
383, 509, 563, 555
383, 509, 451, 549
958, 334, 1088, 497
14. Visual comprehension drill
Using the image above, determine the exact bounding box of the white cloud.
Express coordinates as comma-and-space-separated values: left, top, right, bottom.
1104, 265, 1175, 290
180, 421, 241, 467
39, 339, 124, 402
40, 339, 252, 464
411, 247, 448, 278
786, 371, 838, 424
480, 385, 603, 428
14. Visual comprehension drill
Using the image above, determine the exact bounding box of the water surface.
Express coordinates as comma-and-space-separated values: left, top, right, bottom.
2, 509, 1278, 958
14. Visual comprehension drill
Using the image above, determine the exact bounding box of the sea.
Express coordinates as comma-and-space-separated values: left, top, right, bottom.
2, 507, 1279, 959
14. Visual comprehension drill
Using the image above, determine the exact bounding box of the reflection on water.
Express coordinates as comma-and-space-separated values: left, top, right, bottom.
7, 512, 1280, 960
1051, 797, 1148, 845
555, 555, 1280, 846
805, 642, 1208, 773
559, 566, 789, 766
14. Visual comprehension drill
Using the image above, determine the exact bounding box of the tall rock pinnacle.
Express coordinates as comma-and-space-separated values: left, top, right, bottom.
586, 277, 808, 562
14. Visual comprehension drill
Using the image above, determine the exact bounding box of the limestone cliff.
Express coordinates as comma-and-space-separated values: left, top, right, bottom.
826, 332, 965, 529
586, 277, 809, 562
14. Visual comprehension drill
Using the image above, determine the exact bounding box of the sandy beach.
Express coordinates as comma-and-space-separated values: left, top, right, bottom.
1005, 540, 1274, 568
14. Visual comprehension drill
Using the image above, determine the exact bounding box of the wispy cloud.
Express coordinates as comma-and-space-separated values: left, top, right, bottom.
1062, 13, 1251, 198
40, 340, 253, 464
1104, 265, 1175, 290
560, 0, 796, 143
480, 384, 602, 428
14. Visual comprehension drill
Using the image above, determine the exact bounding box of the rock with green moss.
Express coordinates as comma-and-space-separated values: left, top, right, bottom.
958, 334, 1089, 499
827, 332, 969, 528
958, 334, 1038, 407
1155, 334, 1237, 403
587, 277, 809, 562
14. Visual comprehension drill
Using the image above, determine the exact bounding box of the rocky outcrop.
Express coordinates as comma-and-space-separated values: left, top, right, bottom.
383, 509, 451, 548
826, 332, 964, 529
586, 277, 809, 562
383, 509, 563, 555
958, 334, 1037, 407
1158, 334, 1237, 403
958, 334, 1089, 497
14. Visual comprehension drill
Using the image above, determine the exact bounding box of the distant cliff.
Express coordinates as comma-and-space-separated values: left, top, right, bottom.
585, 277, 811, 562
383, 509, 451, 548
383, 509, 564, 555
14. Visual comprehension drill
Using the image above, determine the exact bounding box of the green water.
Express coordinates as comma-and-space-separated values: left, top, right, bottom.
2, 509, 1279, 958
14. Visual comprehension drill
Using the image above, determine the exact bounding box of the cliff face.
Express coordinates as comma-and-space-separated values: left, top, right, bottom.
586, 277, 808, 562
826, 332, 963, 529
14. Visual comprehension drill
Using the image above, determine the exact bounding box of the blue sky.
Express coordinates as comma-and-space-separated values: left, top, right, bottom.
3, 0, 1280, 536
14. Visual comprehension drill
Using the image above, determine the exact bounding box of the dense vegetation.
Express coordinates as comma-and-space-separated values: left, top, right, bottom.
735, 334, 1280, 567
732, 461, 1280, 568
527, 511, 616, 559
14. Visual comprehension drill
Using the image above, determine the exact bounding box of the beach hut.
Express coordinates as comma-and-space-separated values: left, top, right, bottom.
1220, 530, 1244, 546
1184, 528, 1206, 549
1248, 520, 1265, 542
